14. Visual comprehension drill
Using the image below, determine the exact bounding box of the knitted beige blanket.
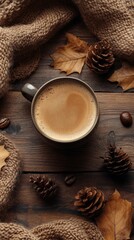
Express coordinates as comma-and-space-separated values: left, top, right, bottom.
0, 0, 133, 98
0, 218, 104, 239
0, 133, 20, 213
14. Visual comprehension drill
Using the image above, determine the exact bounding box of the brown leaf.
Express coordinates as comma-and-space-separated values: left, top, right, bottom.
96, 190, 133, 240
108, 62, 134, 91
51, 33, 89, 75
0, 145, 10, 170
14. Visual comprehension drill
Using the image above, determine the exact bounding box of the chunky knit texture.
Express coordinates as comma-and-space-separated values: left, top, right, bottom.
0, 218, 104, 239
0, 133, 20, 212
0, 0, 134, 97
73, 0, 134, 62
0, 136, 103, 239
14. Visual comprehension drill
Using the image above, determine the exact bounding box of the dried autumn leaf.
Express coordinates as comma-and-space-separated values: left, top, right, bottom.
108, 62, 134, 91
96, 190, 133, 240
51, 33, 89, 75
0, 145, 10, 170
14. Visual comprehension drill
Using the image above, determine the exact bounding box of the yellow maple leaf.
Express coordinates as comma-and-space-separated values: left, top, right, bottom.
51, 33, 89, 75
96, 190, 133, 240
108, 62, 134, 91
0, 145, 10, 170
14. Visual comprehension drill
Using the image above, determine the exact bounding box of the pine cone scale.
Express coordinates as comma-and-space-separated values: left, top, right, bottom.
30, 176, 58, 200
93, 192, 103, 205
84, 201, 103, 216
87, 39, 115, 74
103, 145, 132, 175
86, 202, 102, 214
74, 187, 105, 218
93, 62, 112, 70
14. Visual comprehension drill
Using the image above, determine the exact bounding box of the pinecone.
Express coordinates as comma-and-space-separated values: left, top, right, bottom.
103, 145, 132, 175
29, 175, 57, 199
87, 40, 115, 74
74, 187, 105, 218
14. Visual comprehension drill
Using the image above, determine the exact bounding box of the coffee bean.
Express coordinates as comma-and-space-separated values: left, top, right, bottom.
120, 111, 133, 127
0, 118, 10, 129
64, 175, 76, 186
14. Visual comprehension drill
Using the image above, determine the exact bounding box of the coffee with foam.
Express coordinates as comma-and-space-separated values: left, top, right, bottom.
34, 79, 97, 142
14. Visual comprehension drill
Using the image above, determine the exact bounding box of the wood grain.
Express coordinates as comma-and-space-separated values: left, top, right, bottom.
0, 92, 134, 172
5, 173, 134, 229
1, 18, 134, 237
11, 19, 131, 93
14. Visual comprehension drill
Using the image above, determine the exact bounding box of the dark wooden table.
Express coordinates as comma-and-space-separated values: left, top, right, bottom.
0, 18, 134, 237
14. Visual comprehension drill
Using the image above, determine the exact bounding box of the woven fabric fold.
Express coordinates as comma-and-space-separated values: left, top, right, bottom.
0, 134, 20, 212
0, 218, 104, 239
73, 0, 134, 61
0, 0, 133, 98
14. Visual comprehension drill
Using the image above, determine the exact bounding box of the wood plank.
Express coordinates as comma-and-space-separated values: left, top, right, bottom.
10, 18, 130, 93
0, 92, 134, 172
5, 173, 134, 237
2, 16, 133, 238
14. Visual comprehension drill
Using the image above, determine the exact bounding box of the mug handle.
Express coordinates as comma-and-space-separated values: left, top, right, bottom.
21, 83, 38, 102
